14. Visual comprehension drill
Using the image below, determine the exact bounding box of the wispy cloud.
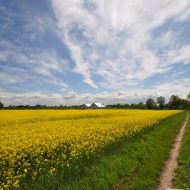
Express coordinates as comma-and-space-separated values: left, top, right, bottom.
167, 44, 190, 64
1, 77, 189, 106
52, 0, 190, 89
0, 39, 68, 88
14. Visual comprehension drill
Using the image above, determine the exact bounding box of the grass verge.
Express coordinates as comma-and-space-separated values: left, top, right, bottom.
173, 112, 190, 190
24, 112, 186, 190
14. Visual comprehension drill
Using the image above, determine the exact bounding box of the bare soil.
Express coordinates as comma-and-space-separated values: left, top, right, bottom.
157, 113, 189, 190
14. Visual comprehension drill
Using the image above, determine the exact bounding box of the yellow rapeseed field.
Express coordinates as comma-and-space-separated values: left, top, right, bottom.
0, 109, 181, 189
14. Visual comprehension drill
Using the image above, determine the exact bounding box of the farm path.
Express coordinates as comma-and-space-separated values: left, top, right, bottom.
157, 113, 189, 190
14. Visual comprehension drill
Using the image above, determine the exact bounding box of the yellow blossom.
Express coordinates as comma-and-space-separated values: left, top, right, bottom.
0, 109, 181, 189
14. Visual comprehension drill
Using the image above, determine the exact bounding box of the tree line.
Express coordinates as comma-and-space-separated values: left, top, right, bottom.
106, 93, 190, 110
0, 104, 82, 110
0, 92, 190, 110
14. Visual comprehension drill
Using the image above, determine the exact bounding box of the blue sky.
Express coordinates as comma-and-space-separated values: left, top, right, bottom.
0, 0, 190, 105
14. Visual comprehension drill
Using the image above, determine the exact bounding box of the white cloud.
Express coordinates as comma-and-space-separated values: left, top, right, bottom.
176, 7, 190, 22
168, 45, 190, 64
0, 40, 68, 88
52, 0, 190, 89
0, 68, 32, 84
64, 34, 98, 88
1, 77, 189, 106
159, 31, 173, 45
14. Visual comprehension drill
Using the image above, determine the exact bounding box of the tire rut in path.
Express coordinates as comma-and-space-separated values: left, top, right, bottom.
157, 113, 189, 190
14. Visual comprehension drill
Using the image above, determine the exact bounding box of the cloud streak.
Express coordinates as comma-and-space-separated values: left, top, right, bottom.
1, 77, 189, 106
52, 0, 190, 89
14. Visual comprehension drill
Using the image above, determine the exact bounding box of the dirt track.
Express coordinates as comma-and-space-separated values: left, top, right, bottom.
157, 113, 189, 190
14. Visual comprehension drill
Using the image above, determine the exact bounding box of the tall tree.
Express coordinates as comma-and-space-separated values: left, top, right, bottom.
187, 92, 190, 101
138, 102, 146, 109
0, 101, 4, 109
157, 96, 165, 109
168, 95, 181, 109
146, 98, 155, 109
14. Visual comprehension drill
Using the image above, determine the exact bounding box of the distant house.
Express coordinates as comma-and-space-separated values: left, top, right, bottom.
90, 103, 105, 109
81, 104, 91, 109
81, 103, 105, 109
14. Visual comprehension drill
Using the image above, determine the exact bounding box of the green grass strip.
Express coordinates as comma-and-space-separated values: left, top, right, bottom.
173, 112, 190, 190
25, 112, 186, 190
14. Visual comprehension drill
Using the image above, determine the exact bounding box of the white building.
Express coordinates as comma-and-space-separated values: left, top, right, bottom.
90, 103, 105, 109
81, 103, 105, 109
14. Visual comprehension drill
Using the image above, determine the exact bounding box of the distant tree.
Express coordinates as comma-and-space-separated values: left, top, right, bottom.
187, 92, 190, 101
123, 103, 130, 108
146, 98, 155, 109
157, 96, 165, 109
138, 102, 146, 109
130, 103, 138, 109
0, 101, 4, 109
180, 99, 190, 109
168, 95, 181, 109
116, 103, 122, 108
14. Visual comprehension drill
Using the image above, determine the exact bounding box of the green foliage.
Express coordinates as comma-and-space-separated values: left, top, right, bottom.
6, 104, 83, 110
138, 102, 146, 109
169, 95, 190, 109
157, 96, 165, 109
0, 101, 3, 109
187, 92, 190, 101
146, 98, 156, 109
169, 95, 181, 109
